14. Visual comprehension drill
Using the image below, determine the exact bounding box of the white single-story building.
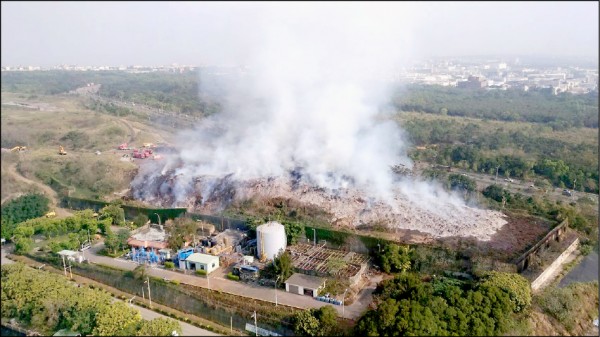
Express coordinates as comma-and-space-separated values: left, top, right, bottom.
285, 273, 326, 298
185, 253, 220, 274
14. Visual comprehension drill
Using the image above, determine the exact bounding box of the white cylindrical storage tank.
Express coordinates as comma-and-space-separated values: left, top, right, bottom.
256, 221, 287, 261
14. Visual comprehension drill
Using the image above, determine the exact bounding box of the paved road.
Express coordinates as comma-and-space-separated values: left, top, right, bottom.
559, 251, 599, 287
87, 242, 375, 319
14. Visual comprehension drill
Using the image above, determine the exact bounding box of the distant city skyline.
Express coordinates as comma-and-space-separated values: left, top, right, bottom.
2, 2, 598, 68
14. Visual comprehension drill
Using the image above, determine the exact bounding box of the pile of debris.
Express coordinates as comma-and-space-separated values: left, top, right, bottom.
131, 166, 508, 241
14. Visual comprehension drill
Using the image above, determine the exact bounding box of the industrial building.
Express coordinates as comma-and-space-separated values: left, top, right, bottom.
127, 224, 168, 253
457, 75, 487, 89
184, 253, 220, 274
256, 221, 287, 261
285, 273, 326, 297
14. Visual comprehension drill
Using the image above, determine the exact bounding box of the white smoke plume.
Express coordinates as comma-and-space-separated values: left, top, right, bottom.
180, 3, 416, 196
132, 3, 507, 239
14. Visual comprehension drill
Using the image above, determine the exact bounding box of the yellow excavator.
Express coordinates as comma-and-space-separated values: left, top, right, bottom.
10, 146, 27, 152
45, 211, 56, 218
58, 145, 67, 155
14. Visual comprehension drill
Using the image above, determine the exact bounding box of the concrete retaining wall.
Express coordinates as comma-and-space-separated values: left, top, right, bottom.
531, 238, 579, 291
515, 219, 569, 273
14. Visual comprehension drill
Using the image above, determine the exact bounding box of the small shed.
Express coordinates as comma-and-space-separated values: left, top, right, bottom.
285, 273, 326, 298
158, 248, 172, 260
185, 253, 220, 274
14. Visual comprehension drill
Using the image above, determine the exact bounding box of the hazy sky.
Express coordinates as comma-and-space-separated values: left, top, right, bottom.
2, 1, 598, 67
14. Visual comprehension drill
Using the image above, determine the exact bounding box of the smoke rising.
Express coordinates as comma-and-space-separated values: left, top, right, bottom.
180, 3, 416, 196
132, 3, 507, 239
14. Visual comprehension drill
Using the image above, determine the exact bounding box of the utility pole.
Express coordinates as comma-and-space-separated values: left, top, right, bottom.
230, 316, 233, 334
275, 275, 281, 307
154, 213, 161, 227
61, 254, 67, 277
142, 285, 145, 300
495, 166, 500, 183
145, 277, 152, 307
313, 228, 316, 246
342, 288, 349, 317
253, 311, 258, 336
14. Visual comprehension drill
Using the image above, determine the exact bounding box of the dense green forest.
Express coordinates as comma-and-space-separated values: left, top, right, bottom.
1, 263, 181, 336
391, 84, 598, 128
354, 272, 531, 336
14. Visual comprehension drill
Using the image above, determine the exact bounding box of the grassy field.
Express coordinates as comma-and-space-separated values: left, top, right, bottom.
1, 92, 175, 201
1, 151, 42, 202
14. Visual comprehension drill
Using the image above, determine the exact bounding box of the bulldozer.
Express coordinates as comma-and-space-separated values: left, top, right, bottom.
58, 145, 67, 155
10, 146, 27, 152
45, 211, 56, 218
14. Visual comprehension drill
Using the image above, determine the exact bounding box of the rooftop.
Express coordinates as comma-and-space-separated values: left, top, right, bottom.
185, 253, 220, 265
127, 239, 168, 250
285, 273, 326, 289
130, 226, 167, 242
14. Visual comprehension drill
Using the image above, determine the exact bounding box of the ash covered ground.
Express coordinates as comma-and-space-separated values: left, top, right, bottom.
131, 158, 507, 241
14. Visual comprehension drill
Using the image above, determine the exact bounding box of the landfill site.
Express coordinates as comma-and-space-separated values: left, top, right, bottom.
131, 165, 509, 242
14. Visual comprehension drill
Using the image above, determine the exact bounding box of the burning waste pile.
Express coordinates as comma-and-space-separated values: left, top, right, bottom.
132, 156, 507, 241
130, 3, 507, 241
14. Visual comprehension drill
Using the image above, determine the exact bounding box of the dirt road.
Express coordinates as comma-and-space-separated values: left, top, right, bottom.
3, 162, 72, 217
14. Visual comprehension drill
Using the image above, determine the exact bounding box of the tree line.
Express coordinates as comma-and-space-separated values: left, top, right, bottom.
402, 118, 598, 193
1, 70, 222, 117
354, 272, 531, 336
392, 84, 598, 128
1, 194, 50, 240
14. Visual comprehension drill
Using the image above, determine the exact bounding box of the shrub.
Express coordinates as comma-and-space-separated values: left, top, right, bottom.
171, 279, 180, 285
226, 273, 240, 281
164, 261, 175, 269
196, 270, 207, 276
580, 244, 593, 256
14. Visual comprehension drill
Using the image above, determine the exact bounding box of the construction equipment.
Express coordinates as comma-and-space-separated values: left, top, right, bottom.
142, 142, 156, 148
58, 145, 67, 155
10, 146, 27, 152
45, 211, 56, 218
132, 148, 153, 159
118, 143, 131, 150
